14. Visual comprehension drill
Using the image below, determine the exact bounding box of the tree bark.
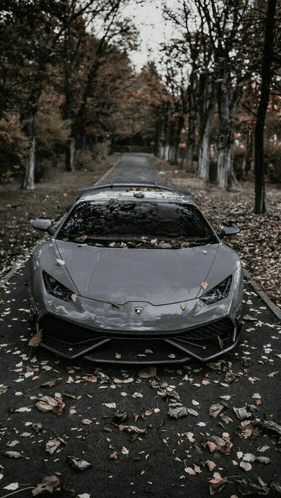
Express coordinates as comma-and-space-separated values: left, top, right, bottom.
254, 0, 277, 214
198, 98, 216, 180
23, 137, 36, 189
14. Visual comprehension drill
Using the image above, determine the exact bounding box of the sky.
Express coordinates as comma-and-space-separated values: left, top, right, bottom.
122, 0, 175, 71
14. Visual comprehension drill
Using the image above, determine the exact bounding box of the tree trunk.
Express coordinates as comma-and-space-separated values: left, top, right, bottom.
254, 0, 277, 214
198, 99, 216, 180
217, 136, 234, 190
185, 74, 197, 172
216, 69, 234, 189
65, 138, 75, 172
23, 137, 36, 189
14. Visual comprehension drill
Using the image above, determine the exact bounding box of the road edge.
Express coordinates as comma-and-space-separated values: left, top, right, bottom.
243, 269, 281, 320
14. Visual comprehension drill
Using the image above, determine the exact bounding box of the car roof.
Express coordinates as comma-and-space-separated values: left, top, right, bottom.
76, 182, 196, 206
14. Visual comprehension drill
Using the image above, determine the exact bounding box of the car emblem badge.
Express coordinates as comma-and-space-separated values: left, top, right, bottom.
135, 307, 143, 315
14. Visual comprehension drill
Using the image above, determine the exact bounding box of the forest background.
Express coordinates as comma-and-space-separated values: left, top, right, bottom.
0, 0, 281, 308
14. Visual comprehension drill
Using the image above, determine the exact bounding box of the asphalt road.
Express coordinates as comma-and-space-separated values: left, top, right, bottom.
0, 154, 281, 498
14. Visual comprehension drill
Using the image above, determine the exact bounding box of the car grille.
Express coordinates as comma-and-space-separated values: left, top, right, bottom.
39, 315, 98, 343
38, 314, 239, 363
177, 318, 234, 343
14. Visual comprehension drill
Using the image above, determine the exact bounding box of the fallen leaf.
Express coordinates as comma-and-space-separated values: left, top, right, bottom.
118, 425, 147, 434
180, 301, 188, 311
71, 293, 77, 302
5, 451, 23, 459
46, 439, 61, 455
201, 281, 208, 290
28, 331, 42, 347
185, 467, 196, 475
139, 366, 157, 379
240, 461, 252, 472
209, 403, 225, 418
68, 457, 92, 470
168, 407, 188, 418
102, 403, 116, 409
32, 475, 60, 496
233, 406, 252, 420
82, 419, 92, 425
56, 259, 65, 266
111, 302, 120, 308
4, 483, 19, 491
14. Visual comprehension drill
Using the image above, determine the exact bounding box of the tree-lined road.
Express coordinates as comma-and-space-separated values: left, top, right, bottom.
0, 155, 281, 498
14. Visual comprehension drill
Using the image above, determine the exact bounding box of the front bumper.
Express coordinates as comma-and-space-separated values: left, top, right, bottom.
36, 313, 242, 365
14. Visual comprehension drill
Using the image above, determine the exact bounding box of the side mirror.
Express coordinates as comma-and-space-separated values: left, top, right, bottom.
218, 223, 240, 239
31, 219, 55, 235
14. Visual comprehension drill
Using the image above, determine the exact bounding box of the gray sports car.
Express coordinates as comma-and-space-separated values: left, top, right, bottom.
30, 182, 243, 364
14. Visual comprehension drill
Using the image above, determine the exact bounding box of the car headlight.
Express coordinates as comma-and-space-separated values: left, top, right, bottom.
200, 276, 232, 305
43, 271, 73, 302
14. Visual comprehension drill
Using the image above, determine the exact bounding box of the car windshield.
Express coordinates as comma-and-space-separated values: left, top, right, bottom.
57, 200, 215, 246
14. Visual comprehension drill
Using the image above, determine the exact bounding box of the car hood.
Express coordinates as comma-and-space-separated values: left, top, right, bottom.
55, 240, 220, 305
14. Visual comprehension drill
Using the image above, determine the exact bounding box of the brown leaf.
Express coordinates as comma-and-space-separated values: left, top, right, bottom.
209, 403, 225, 418
28, 331, 42, 347
201, 281, 208, 290
41, 378, 62, 388
32, 475, 61, 496
112, 302, 120, 308
180, 301, 188, 311
209, 473, 228, 495
139, 366, 157, 379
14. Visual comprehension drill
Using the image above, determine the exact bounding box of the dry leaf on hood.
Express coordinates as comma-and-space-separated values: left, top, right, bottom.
201, 281, 208, 290
180, 301, 188, 311
32, 475, 60, 496
111, 302, 120, 308
56, 259, 65, 266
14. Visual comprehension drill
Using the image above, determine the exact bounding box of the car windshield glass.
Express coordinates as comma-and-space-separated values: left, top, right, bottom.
57, 200, 214, 243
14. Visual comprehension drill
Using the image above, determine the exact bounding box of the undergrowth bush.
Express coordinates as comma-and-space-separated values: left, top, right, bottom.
264, 142, 281, 183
